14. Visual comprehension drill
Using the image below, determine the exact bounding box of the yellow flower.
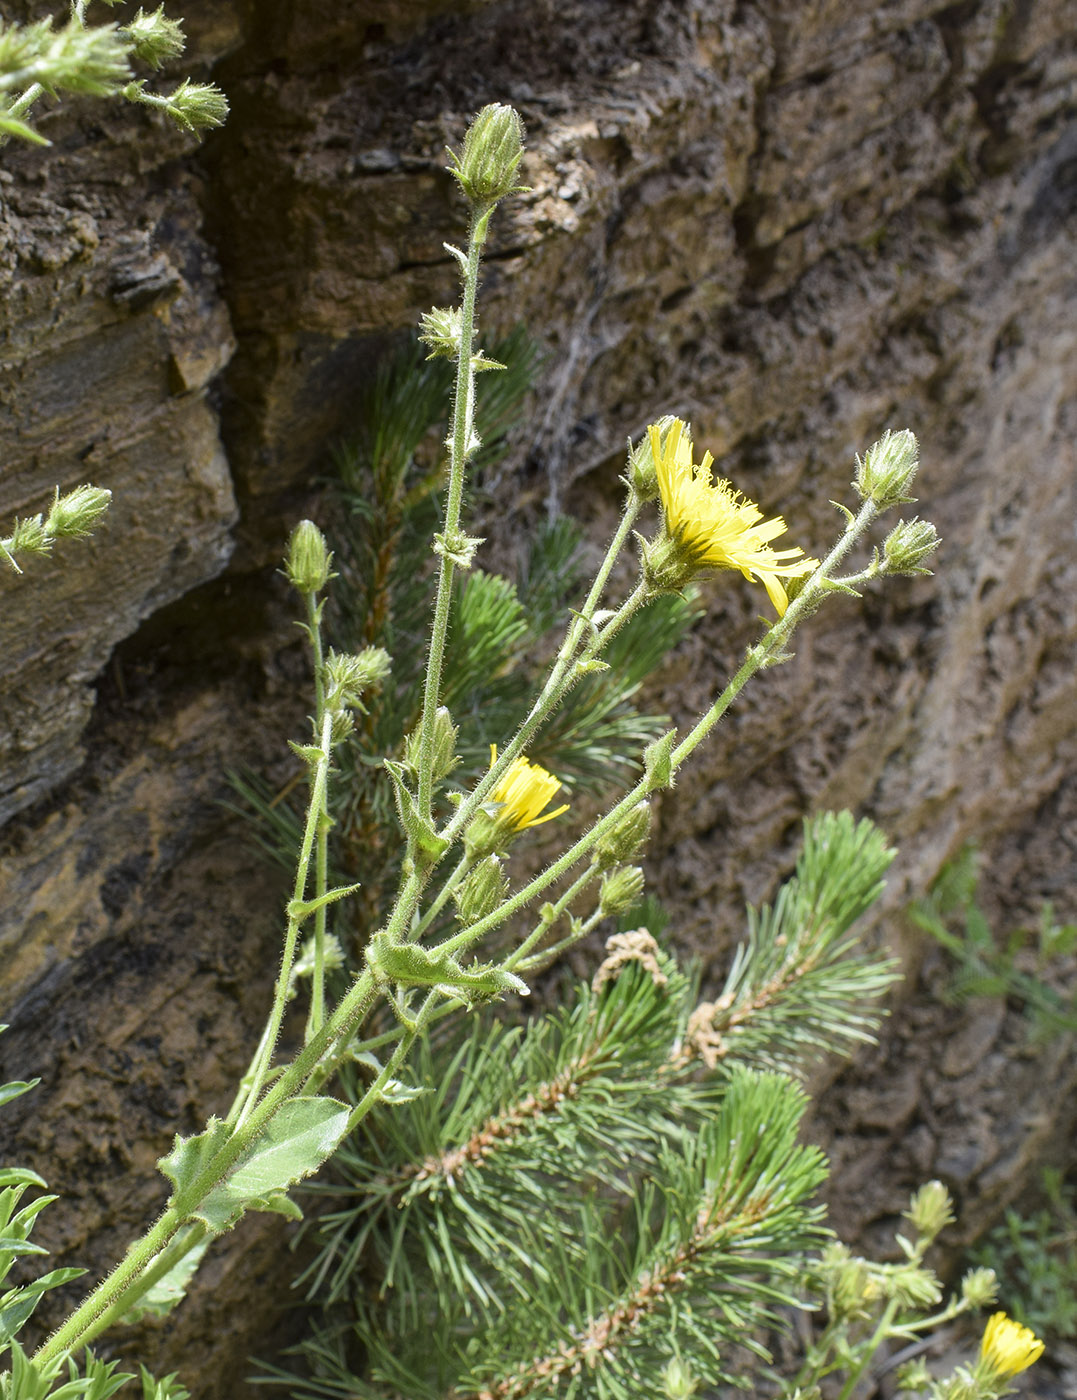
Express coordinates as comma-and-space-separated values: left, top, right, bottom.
650, 418, 818, 617
979, 1312, 1044, 1377
488, 746, 569, 831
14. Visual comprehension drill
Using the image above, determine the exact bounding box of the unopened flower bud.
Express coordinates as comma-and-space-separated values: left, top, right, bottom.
454, 855, 509, 925
447, 103, 526, 206
163, 78, 229, 133
854, 428, 920, 508
418, 305, 461, 360
893, 1358, 932, 1393
122, 6, 186, 68
881, 517, 940, 575
905, 1180, 954, 1242
324, 647, 391, 713
599, 865, 645, 917
45, 484, 112, 539
831, 1251, 875, 1321
329, 708, 355, 746
594, 803, 652, 869
404, 707, 459, 783
960, 1266, 998, 1309
286, 519, 333, 594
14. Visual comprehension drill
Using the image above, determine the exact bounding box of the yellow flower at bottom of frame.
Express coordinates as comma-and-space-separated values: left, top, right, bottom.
488, 746, 569, 831
650, 418, 818, 617
979, 1312, 1044, 1377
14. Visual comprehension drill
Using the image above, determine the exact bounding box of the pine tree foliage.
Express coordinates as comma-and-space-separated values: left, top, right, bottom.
262, 813, 900, 1400
682, 812, 901, 1076
302, 949, 702, 1309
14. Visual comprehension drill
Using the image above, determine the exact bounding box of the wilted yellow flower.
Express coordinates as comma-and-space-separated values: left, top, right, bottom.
979, 1312, 1044, 1377
488, 746, 569, 830
650, 418, 818, 616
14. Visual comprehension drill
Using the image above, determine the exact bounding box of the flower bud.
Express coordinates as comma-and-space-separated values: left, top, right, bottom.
329, 708, 355, 746
594, 802, 652, 869
904, 1180, 954, 1242
960, 1266, 998, 1309
893, 1359, 932, 1394
447, 103, 526, 206
45, 484, 112, 539
880, 517, 940, 575
854, 428, 920, 507
454, 855, 509, 925
285, 519, 333, 595
827, 1244, 876, 1321
324, 647, 391, 713
163, 78, 229, 133
122, 6, 186, 69
404, 707, 459, 783
599, 865, 645, 917
418, 305, 461, 360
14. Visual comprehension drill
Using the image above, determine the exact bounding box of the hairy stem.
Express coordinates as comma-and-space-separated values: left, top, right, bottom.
416, 212, 487, 821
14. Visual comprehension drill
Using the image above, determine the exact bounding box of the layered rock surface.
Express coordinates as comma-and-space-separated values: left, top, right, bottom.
0, 1, 1074, 1393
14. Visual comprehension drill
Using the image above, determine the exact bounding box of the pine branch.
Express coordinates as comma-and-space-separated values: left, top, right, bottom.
302, 954, 703, 1310
680, 812, 901, 1076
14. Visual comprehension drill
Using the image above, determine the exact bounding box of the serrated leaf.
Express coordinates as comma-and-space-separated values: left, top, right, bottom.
194, 1097, 350, 1235
158, 1117, 231, 1207
367, 936, 528, 1005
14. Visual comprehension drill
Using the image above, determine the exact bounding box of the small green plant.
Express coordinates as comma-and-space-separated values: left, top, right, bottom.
1, 486, 111, 574
971, 1168, 1077, 1343
912, 845, 1077, 1043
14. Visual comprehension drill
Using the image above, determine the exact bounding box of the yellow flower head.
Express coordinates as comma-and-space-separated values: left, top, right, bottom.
488, 746, 569, 831
979, 1312, 1044, 1377
650, 418, 818, 617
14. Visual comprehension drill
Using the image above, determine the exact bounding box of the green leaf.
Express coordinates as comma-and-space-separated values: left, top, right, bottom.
158, 1117, 232, 1209
194, 1097, 350, 1235
0, 1081, 39, 1110
0, 1171, 45, 1191
0, 113, 48, 146
367, 935, 528, 1006
122, 1239, 209, 1324
0, 1268, 85, 1351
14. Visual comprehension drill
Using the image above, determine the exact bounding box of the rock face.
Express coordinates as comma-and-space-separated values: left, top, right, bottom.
0, 0, 1074, 1394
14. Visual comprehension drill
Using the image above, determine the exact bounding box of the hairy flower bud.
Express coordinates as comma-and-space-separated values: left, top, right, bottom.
454, 855, 509, 925
285, 519, 333, 595
905, 1180, 954, 1242
594, 802, 652, 869
598, 865, 645, 917
418, 305, 461, 360
162, 77, 229, 133
45, 484, 112, 539
854, 428, 920, 508
960, 1266, 998, 1309
122, 6, 185, 68
880, 517, 940, 575
404, 707, 459, 783
447, 103, 526, 206
324, 647, 391, 713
